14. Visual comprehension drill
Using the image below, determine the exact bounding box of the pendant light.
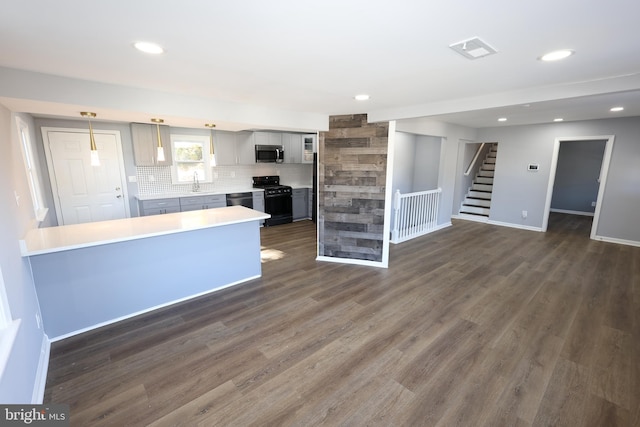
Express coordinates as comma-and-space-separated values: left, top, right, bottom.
81, 112, 100, 166
151, 118, 166, 162
205, 123, 216, 166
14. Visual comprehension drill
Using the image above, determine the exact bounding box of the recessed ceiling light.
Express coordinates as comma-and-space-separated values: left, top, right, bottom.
553, 118, 564, 122
498, 117, 507, 122
610, 106, 624, 112
354, 94, 370, 101
134, 41, 164, 54
539, 49, 574, 61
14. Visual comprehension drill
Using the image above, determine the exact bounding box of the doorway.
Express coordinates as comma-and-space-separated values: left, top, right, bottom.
42, 127, 129, 225
542, 135, 615, 238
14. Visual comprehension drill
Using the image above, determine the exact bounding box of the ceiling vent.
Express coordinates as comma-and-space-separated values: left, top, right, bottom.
449, 37, 497, 60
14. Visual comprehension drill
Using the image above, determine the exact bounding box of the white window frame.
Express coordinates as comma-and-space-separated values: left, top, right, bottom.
170, 134, 212, 184
16, 117, 48, 222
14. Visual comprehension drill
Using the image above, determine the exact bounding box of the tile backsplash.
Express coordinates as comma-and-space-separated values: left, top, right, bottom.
136, 163, 313, 196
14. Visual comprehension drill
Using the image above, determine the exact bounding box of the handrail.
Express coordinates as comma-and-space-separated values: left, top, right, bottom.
464, 142, 486, 176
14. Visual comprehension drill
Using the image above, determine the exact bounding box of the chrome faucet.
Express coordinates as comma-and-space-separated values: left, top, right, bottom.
192, 172, 200, 192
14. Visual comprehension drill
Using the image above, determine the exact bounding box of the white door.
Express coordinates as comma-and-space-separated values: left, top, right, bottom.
44, 129, 128, 225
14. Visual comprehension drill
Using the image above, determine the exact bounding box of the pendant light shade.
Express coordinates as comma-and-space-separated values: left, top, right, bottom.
205, 123, 216, 167
81, 112, 100, 166
151, 118, 165, 162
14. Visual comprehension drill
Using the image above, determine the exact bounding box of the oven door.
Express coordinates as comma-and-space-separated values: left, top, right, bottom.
264, 194, 292, 226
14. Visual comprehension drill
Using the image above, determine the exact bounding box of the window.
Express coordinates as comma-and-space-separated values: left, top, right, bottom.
170, 134, 212, 184
16, 117, 47, 222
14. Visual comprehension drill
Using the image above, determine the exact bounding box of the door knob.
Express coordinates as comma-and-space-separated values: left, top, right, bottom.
116, 195, 122, 198
115, 187, 121, 191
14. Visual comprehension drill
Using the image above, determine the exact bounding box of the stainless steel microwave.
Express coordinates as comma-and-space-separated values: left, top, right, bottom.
255, 145, 284, 163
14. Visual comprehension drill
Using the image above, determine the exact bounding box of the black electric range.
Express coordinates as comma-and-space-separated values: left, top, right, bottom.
252, 176, 293, 226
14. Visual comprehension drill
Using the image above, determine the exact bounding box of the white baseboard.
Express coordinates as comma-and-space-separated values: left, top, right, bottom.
487, 220, 543, 232
32, 333, 50, 404
452, 214, 489, 223
316, 256, 388, 269
550, 208, 594, 217
592, 235, 640, 248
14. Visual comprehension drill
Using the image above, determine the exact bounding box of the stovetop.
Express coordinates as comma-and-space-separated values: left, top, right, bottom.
252, 176, 292, 195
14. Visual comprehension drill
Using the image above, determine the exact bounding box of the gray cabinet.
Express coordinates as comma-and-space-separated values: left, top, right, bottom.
215, 131, 255, 165
179, 194, 227, 211
236, 131, 255, 165
292, 188, 309, 220
214, 131, 237, 166
252, 191, 265, 226
252, 191, 265, 212
282, 133, 303, 164
131, 123, 173, 166
138, 198, 180, 216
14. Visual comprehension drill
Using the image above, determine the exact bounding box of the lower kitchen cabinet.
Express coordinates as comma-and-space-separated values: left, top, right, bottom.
292, 188, 309, 220
180, 194, 227, 211
138, 198, 181, 216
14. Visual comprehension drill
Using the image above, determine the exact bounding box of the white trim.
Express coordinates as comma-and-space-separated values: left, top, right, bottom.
31, 333, 50, 404
41, 127, 130, 225
380, 120, 396, 268
49, 274, 260, 342
316, 255, 388, 268
488, 220, 544, 232
543, 135, 614, 238
170, 133, 212, 184
16, 116, 48, 223
592, 235, 640, 248
550, 208, 594, 217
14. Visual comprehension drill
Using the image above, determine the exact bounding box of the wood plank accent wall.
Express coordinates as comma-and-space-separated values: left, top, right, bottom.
318, 114, 389, 262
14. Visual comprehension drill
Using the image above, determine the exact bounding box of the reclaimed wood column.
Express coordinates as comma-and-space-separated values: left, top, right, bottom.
318, 114, 389, 263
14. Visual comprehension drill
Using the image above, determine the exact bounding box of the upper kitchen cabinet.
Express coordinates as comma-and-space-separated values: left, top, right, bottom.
131, 123, 173, 166
282, 133, 302, 163
215, 131, 255, 165
235, 131, 255, 164
254, 131, 282, 147
214, 130, 237, 165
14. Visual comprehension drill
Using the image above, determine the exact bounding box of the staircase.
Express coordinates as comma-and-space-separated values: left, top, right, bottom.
460, 144, 497, 218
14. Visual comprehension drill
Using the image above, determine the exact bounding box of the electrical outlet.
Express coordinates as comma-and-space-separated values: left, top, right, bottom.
521, 210, 528, 219
591, 201, 596, 207
36, 313, 41, 329
230, 171, 236, 178
128, 175, 137, 183
148, 175, 155, 182
14, 190, 20, 207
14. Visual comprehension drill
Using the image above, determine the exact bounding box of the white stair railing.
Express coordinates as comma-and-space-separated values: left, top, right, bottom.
391, 188, 442, 243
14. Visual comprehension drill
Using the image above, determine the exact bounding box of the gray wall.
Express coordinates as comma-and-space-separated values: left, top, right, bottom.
413, 135, 441, 191
392, 132, 441, 194
551, 140, 606, 214
0, 105, 47, 402
477, 117, 640, 242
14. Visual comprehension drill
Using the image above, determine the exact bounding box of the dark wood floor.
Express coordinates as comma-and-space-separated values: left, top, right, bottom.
44, 214, 640, 426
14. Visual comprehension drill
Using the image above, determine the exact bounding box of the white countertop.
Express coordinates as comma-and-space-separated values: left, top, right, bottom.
21, 206, 270, 256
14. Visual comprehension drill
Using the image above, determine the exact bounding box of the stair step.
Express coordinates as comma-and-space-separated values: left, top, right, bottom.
478, 170, 494, 177
475, 176, 494, 184
460, 205, 490, 216
485, 157, 496, 164
472, 183, 493, 192
482, 164, 495, 171
463, 198, 491, 207
468, 190, 492, 199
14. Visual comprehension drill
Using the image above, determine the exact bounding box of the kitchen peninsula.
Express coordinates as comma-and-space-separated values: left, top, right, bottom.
21, 206, 270, 340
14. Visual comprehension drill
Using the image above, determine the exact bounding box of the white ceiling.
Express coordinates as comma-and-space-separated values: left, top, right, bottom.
1, 0, 640, 130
